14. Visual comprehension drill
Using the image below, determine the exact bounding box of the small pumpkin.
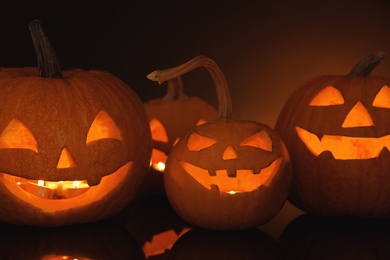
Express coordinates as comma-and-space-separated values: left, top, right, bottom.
148, 55, 292, 230
141, 76, 217, 195
275, 52, 390, 217
0, 20, 152, 226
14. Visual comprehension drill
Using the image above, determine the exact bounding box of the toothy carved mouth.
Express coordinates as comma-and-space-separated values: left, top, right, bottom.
296, 126, 390, 160
180, 158, 283, 194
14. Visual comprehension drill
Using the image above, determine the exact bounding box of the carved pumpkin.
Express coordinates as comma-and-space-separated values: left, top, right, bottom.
0, 20, 151, 226
148, 56, 292, 230
141, 76, 217, 196
275, 52, 390, 216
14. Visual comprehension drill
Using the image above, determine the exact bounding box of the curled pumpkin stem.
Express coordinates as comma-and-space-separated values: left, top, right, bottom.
162, 76, 189, 101
147, 55, 233, 120
29, 19, 63, 79
347, 51, 386, 77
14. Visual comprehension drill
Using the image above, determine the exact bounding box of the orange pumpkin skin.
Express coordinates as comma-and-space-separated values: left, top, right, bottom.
141, 78, 217, 196
149, 56, 292, 230
0, 68, 152, 226
275, 52, 390, 217
165, 121, 291, 230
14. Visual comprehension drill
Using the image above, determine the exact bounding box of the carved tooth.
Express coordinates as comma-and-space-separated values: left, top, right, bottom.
379, 147, 390, 159
227, 169, 237, 178
210, 184, 220, 194
318, 150, 335, 159
252, 168, 261, 175
87, 176, 101, 186
208, 169, 216, 176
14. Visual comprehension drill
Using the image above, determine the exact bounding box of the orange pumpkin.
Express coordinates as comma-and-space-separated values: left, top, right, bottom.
275, 52, 390, 216
148, 56, 291, 230
141, 76, 217, 195
0, 20, 152, 226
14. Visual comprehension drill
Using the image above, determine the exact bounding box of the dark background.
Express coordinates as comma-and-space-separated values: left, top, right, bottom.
2, 0, 390, 238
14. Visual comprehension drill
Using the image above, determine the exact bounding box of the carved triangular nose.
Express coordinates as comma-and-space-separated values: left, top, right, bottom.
222, 146, 238, 160
342, 101, 374, 128
57, 147, 76, 169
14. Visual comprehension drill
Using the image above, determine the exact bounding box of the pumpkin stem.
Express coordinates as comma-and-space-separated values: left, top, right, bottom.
162, 76, 189, 101
29, 19, 63, 79
147, 55, 233, 120
347, 51, 386, 77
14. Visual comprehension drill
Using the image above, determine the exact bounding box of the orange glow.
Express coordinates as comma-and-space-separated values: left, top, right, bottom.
151, 148, 167, 172
180, 157, 283, 193
187, 132, 216, 151
18, 178, 90, 199
296, 126, 390, 159
143, 228, 191, 258
86, 110, 122, 145
309, 86, 345, 106
239, 130, 273, 152
2, 161, 132, 212
0, 119, 38, 152
342, 101, 374, 128
373, 85, 390, 108
222, 146, 238, 160
149, 118, 169, 143
56, 147, 76, 169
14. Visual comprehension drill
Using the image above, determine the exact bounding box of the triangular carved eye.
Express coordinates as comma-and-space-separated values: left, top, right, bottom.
240, 130, 273, 152
309, 86, 345, 106
86, 110, 122, 146
149, 118, 168, 143
373, 85, 390, 108
0, 119, 38, 152
187, 132, 217, 151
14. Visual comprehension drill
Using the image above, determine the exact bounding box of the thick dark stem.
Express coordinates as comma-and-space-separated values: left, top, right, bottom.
29, 19, 62, 79
147, 55, 233, 120
347, 51, 386, 77
162, 76, 188, 101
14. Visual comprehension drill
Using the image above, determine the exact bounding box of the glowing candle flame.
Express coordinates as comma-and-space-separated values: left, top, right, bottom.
38, 180, 45, 186
156, 162, 166, 171
228, 191, 237, 195
73, 180, 81, 188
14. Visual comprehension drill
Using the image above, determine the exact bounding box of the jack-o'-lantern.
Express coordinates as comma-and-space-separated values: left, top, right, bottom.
148, 55, 292, 230
0, 20, 151, 226
141, 76, 217, 196
275, 51, 390, 216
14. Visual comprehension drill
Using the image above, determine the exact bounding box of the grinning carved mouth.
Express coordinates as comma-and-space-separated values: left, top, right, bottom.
296, 126, 390, 160
179, 158, 283, 194
0, 161, 132, 213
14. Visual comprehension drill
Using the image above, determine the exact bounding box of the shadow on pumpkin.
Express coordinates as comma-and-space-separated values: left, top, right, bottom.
114, 195, 193, 259
167, 227, 284, 259
279, 214, 390, 259
0, 220, 145, 260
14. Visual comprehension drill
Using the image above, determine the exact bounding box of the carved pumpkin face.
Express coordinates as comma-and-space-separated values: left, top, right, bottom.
0, 68, 151, 226
275, 52, 390, 216
165, 121, 291, 230
148, 55, 292, 230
